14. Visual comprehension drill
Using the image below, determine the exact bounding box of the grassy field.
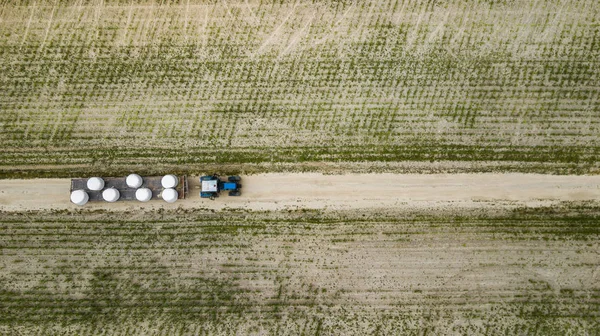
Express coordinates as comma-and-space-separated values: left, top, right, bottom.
0, 205, 598, 335
1, 0, 599, 177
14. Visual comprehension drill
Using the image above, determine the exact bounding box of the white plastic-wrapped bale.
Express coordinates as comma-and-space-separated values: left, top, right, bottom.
70, 190, 89, 206
161, 174, 178, 188
102, 188, 120, 202
136, 188, 152, 202
87, 177, 105, 191
162, 188, 178, 203
126, 174, 143, 188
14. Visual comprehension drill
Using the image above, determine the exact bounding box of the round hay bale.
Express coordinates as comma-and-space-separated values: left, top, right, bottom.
87, 177, 105, 191
161, 175, 178, 188
102, 188, 120, 202
70, 190, 89, 206
162, 188, 178, 203
126, 174, 143, 188
135, 188, 152, 202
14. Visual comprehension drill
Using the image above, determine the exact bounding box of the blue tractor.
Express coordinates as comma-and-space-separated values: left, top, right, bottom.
200, 174, 242, 200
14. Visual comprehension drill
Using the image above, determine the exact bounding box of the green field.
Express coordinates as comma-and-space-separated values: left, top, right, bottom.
1, 0, 599, 177
1, 206, 599, 335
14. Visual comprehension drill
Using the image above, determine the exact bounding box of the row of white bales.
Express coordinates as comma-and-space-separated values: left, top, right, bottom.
70, 174, 179, 206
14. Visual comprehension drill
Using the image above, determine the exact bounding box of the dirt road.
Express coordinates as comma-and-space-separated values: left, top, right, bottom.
1, 173, 599, 211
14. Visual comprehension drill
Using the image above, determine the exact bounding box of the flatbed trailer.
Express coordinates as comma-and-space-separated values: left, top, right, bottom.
70, 176, 188, 201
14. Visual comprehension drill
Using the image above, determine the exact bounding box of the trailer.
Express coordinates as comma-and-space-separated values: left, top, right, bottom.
70, 175, 188, 204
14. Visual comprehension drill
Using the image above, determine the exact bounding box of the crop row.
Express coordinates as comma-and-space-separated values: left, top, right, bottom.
0, 143, 598, 179
1, 0, 599, 176
1, 206, 599, 334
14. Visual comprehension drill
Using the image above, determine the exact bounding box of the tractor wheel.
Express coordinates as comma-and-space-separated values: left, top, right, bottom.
228, 175, 241, 182
229, 191, 241, 196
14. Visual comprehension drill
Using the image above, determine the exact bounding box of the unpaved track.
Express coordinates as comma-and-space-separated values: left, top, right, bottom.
1, 173, 599, 211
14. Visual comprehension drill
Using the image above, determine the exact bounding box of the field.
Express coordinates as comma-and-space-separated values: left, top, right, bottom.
2, 0, 600, 334
1, 0, 599, 177
1, 206, 599, 335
